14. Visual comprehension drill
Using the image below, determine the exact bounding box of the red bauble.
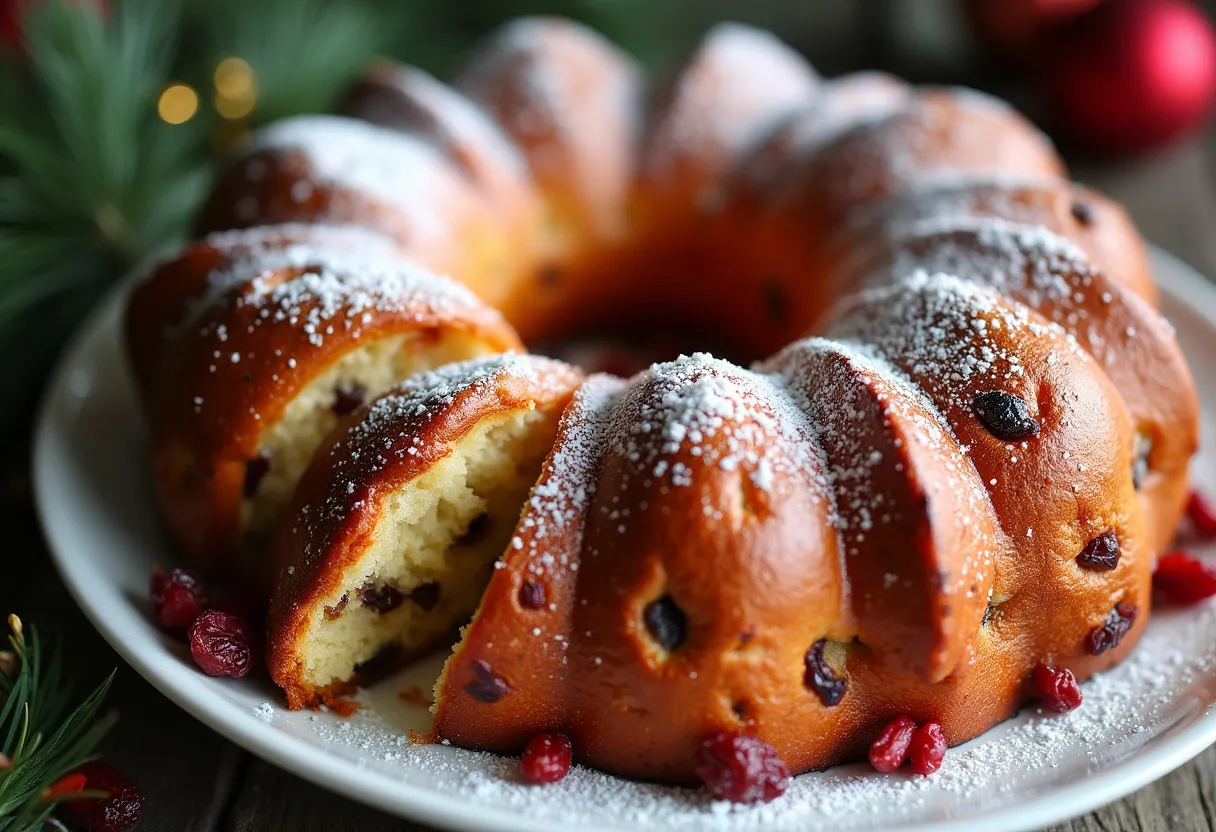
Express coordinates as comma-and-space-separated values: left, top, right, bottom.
966, 0, 1105, 58
1043, 0, 1216, 153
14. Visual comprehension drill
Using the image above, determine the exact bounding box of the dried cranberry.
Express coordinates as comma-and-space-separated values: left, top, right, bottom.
518, 579, 547, 610
150, 567, 206, 630
1155, 551, 1216, 605
804, 639, 847, 706
1076, 531, 1120, 571
520, 733, 573, 785
1187, 491, 1216, 539
1032, 663, 1083, 712
972, 390, 1040, 440
358, 582, 405, 613
1070, 200, 1095, 225
869, 716, 917, 773
907, 723, 947, 775
62, 761, 143, 832
188, 609, 254, 677
643, 596, 686, 651
331, 386, 367, 416
1086, 602, 1138, 655
694, 732, 790, 804
243, 452, 271, 497
465, 659, 510, 703
408, 582, 441, 611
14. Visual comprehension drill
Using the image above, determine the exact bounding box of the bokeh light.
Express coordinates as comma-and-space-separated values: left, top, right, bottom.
157, 84, 199, 124
213, 57, 258, 119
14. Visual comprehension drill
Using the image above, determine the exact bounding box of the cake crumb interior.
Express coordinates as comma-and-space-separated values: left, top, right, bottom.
298, 407, 559, 691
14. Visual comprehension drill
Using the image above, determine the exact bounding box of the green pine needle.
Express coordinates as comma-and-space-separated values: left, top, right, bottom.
0, 615, 117, 832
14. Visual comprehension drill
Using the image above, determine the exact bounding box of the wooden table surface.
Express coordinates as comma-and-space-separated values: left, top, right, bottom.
8, 135, 1216, 832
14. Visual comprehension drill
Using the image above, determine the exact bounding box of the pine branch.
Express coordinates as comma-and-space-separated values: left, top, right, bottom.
0, 615, 117, 832
187, 0, 392, 125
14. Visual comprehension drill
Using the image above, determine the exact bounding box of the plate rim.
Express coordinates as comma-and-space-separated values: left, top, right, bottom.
31, 245, 1216, 832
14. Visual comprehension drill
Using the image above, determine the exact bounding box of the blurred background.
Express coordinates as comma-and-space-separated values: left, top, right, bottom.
3, 0, 1216, 438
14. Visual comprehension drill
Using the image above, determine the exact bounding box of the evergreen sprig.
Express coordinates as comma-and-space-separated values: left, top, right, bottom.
0, 615, 116, 832
0, 0, 205, 434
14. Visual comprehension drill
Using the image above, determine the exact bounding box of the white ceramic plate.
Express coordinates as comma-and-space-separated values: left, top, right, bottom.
33, 247, 1216, 832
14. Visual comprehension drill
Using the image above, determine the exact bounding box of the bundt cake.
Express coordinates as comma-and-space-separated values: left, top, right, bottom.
130, 17, 1199, 788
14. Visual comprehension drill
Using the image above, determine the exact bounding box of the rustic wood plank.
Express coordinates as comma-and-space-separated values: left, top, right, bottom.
224, 758, 427, 832
1043, 748, 1216, 832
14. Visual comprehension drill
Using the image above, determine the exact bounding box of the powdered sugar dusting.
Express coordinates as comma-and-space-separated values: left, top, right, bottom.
187, 251, 485, 351
243, 115, 463, 240
807, 88, 1057, 214
281, 597, 1216, 831
350, 64, 529, 186
828, 271, 1085, 418
458, 17, 637, 181
605, 354, 829, 502
761, 337, 996, 590
646, 23, 818, 188
511, 374, 625, 572
850, 217, 1145, 369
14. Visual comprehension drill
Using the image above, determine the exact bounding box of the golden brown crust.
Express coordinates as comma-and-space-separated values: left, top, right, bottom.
193, 117, 523, 299
828, 176, 1159, 304
124, 224, 401, 398
338, 61, 536, 219
267, 354, 583, 710
635, 22, 820, 220
148, 252, 521, 578
457, 17, 642, 245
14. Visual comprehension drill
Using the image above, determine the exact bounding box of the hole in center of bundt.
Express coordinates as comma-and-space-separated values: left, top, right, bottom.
530, 317, 752, 379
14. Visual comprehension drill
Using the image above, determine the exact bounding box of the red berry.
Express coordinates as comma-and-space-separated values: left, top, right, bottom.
869, 716, 917, 773
1086, 602, 1139, 655
908, 723, 947, 775
519, 733, 573, 785
695, 732, 790, 804
61, 762, 143, 832
188, 609, 254, 677
1033, 663, 1083, 712
150, 567, 206, 630
1155, 550, 1216, 604
1187, 491, 1216, 539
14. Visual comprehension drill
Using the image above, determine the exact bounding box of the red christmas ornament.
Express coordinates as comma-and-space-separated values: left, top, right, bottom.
1043, 0, 1216, 154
